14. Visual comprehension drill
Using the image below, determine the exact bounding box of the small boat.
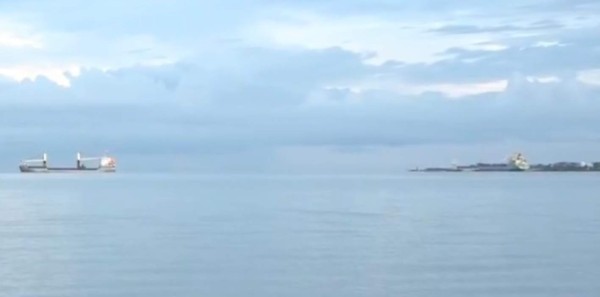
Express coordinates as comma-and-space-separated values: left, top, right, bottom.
19, 152, 117, 173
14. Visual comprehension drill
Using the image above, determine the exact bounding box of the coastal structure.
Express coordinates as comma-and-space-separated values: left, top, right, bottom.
411, 152, 600, 172
19, 152, 117, 173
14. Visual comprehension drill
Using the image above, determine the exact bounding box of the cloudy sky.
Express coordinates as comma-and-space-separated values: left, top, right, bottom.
1, 0, 600, 173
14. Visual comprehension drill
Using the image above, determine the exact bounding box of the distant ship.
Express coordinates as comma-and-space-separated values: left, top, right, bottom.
411, 152, 530, 172
461, 153, 530, 172
19, 152, 117, 173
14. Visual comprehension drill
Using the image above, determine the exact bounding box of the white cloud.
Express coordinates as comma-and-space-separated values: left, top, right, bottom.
420, 80, 508, 97
532, 40, 566, 48
0, 31, 42, 48
525, 76, 561, 83
247, 12, 487, 64
578, 69, 600, 86
328, 78, 508, 99
0, 26, 187, 86
0, 18, 43, 48
465, 43, 509, 51
0, 65, 80, 86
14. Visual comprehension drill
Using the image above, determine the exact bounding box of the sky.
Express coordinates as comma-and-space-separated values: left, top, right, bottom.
1, 0, 600, 173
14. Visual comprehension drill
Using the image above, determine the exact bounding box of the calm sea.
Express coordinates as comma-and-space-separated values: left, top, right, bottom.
1, 173, 599, 297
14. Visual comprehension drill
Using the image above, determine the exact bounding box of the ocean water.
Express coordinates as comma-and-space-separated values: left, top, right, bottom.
1, 173, 600, 297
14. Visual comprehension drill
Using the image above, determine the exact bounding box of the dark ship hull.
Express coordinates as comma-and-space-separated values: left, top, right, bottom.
19, 165, 116, 173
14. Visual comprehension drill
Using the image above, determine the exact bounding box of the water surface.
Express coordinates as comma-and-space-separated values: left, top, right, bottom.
1, 173, 599, 296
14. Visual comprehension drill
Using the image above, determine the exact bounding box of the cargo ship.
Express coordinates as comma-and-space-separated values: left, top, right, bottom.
411, 152, 530, 172
411, 152, 600, 172
459, 153, 530, 172
19, 152, 117, 173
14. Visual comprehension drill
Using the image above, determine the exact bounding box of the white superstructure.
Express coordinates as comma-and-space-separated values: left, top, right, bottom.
508, 153, 530, 171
